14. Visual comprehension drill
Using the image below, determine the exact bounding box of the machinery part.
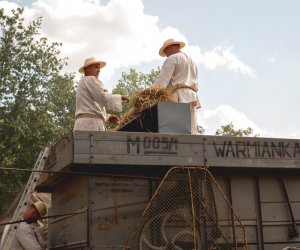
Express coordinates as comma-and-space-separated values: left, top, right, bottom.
125, 167, 248, 250
139, 210, 201, 250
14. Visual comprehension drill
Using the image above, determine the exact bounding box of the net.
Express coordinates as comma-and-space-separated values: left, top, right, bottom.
125, 167, 248, 250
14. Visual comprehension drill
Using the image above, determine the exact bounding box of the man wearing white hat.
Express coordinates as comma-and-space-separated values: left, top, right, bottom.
74, 57, 129, 131
1, 201, 47, 249
153, 39, 200, 134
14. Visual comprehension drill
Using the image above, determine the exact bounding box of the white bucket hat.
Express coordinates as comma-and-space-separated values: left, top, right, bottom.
79, 57, 106, 73
33, 201, 47, 217
159, 38, 185, 57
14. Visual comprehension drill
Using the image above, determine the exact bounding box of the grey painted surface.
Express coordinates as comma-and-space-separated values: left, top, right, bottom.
156, 102, 191, 134
216, 174, 300, 249
37, 130, 300, 182
49, 176, 89, 249
46, 173, 300, 249
35, 103, 300, 249
48, 176, 157, 249
118, 102, 191, 134
88, 177, 153, 249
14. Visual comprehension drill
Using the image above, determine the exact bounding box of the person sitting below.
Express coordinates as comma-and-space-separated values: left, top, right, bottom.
1, 201, 47, 250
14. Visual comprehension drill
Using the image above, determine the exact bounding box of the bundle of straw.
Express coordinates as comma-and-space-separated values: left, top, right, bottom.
118, 86, 175, 127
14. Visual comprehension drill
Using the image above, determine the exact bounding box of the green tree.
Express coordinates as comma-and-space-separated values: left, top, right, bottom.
112, 69, 257, 137
112, 67, 160, 115
215, 123, 258, 137
0, 8, 76, 215
111, 68, 206, 133
197, 125, 205, 135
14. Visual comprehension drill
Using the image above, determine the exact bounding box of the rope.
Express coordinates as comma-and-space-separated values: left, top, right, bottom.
0, 200, 149, 227
199, 167, 249, 250
0, 167, 161, 181
187, 168, 198, 249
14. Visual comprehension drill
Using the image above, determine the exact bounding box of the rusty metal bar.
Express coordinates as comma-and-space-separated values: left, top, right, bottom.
255, 175, 264, 250
278, 177, 299, 239
227, 175, 238, 249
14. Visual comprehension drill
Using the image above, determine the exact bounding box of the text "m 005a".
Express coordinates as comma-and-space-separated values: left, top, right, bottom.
127, 136, 178, 154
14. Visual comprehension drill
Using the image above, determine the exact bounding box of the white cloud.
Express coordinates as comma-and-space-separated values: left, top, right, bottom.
199, 105, 263, 136
262, 126, 300, 140
200, 44, 256, 77
1, 0, 256, 82
199, 106, 300, 139
26, 0, 168, 80
0, 1, 19, 15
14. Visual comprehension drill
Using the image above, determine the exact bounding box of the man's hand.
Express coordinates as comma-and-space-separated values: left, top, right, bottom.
121, 95, 129, 103
108, 115, 119, 124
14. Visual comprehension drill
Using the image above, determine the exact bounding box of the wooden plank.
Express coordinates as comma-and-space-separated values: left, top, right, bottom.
41, 131, 300, 179
88, 177, 150, 246
73, 154, 203, 166
259, 176, 285, 202
73, 130, 203, 144
204, 135, 300, 168
230, 175, 257, 220
207, 157, 300, 169
73, 132, 300, 168
69, 132, 300, 159
49, 176, 88, 248
49, 213, 88, 248
243, 225, 258, 243
38, 132, 73, 187
48, 132, 73, 172
262, 224, 300, 242
283, 176, 300, 202
261, 203, 300, 222
264, 243, 300, 250
73, 131, 204, 166
74, 138, 202, 156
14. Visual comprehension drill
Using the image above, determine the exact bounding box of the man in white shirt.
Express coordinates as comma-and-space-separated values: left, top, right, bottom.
74, 57, 129, 131
153, 39, 201, 134
1, 201, 47, 250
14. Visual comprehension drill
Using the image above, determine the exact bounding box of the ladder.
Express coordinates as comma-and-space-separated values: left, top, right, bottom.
0, 147, 50, 250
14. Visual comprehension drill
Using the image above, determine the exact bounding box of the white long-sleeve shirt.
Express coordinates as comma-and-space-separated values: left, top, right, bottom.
2, 222, 43, 250
153, 52, 200, 108
75, 76, 122, 122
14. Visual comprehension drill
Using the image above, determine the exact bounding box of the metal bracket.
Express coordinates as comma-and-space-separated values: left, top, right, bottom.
279, 177, 299, 239
203, 137, 208, 169
89, 132, 94, 165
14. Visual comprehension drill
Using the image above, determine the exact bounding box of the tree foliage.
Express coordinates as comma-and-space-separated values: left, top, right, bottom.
0, 8, 76, 215
111, 68, 206, 133
197, 125, 205, 135
112, 67, 160, 115
215, 123, 258, 137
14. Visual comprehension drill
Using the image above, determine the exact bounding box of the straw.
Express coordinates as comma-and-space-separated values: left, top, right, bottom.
117, 87, 175, 127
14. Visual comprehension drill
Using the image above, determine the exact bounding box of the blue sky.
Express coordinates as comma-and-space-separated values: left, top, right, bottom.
1, 0, 299, 138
